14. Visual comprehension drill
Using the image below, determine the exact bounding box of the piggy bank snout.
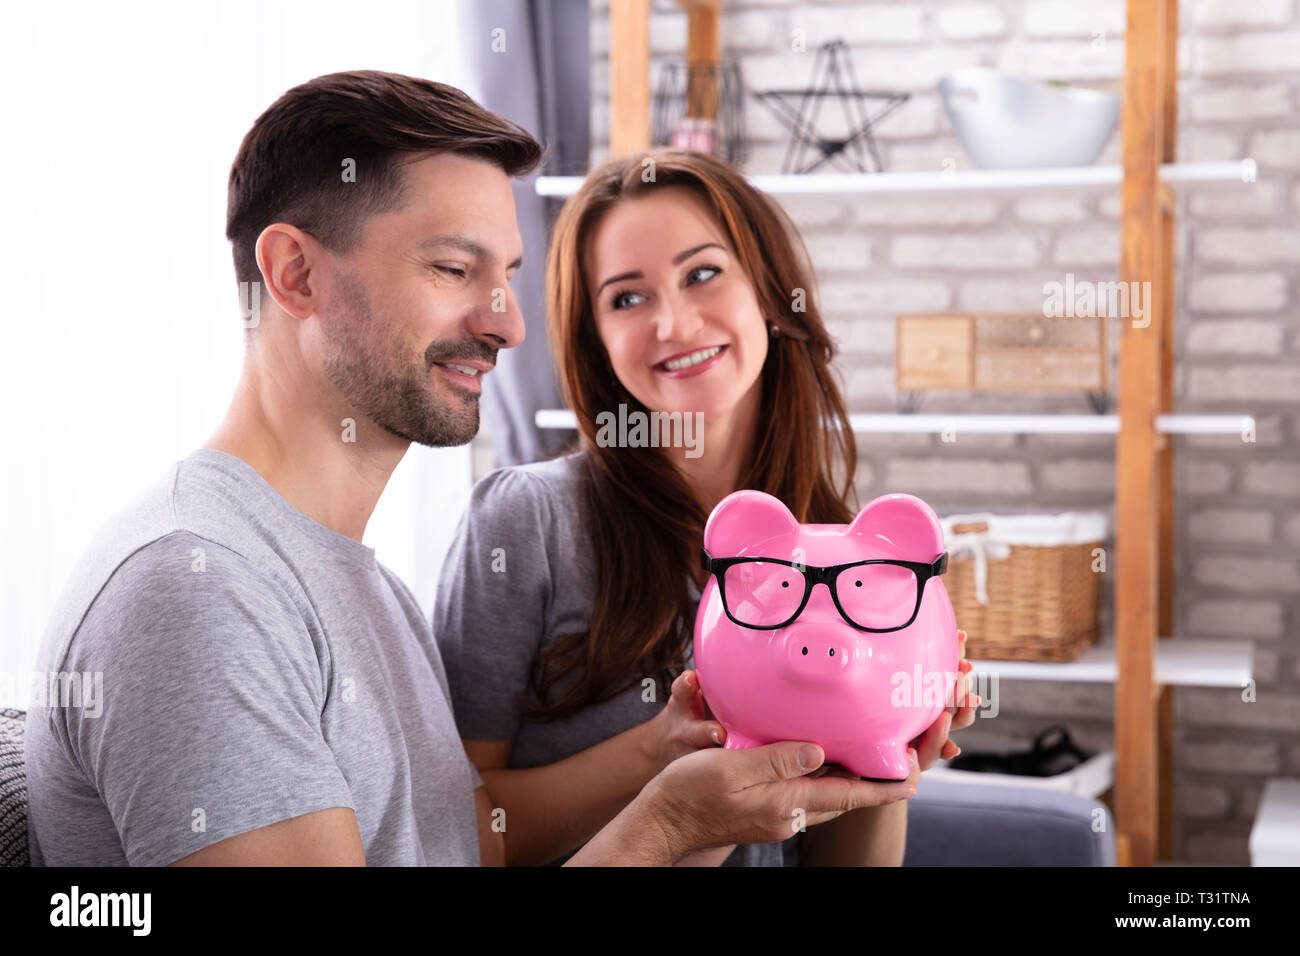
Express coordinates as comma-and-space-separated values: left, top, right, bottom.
784, 632, 852, 672
767, 586, 857, 684
778, 610, 857, 684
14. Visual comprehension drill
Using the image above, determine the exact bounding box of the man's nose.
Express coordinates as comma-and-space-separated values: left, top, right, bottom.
469, 279, 526, 350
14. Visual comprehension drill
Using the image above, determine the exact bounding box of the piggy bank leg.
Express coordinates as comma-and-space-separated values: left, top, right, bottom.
840, 742, 911, 782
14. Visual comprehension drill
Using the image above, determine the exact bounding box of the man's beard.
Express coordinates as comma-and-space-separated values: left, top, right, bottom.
320, 267, 493, 447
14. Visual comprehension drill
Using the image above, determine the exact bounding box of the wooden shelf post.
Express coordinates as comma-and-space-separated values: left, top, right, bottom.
1116, 0, 1175, 868
680, 0, 722, 119
610, 0, 651, 156
1155, 0, 1180, 865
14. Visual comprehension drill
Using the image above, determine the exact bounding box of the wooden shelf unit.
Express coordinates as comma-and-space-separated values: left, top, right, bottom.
582, 0, 1254, 868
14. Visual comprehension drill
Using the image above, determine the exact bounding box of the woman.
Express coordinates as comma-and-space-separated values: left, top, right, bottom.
433, 148, 977, 866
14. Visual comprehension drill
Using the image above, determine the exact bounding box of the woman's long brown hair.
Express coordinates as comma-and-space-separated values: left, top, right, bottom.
521, 148, 857, 722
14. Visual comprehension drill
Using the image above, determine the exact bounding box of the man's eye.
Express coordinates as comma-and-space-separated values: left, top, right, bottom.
432, 264, 467, 279
612, 290, 646, 310
688, 265, 721, 284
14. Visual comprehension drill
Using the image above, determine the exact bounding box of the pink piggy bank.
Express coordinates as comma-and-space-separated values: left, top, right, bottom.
694, 490, 959, 781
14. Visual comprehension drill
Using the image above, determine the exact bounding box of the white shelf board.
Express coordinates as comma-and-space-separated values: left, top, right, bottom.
924, 749, 1115, 798
969, 637, 1253, 688
535, 159, 1257, 198
534, 409, 1256, 437
1250, 778, 1300, 866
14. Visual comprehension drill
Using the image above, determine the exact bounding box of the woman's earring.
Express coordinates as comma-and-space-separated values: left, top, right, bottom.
768, 323, 780, 338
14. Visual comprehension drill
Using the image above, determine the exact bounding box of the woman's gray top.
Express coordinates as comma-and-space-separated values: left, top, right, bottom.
433, 450, 800, 866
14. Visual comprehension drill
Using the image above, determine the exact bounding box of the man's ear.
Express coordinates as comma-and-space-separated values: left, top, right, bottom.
704, 491, 800, 556
255, 223, 320, 322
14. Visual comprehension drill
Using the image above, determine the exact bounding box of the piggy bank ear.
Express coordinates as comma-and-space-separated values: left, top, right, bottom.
704, 491, 800, 557
848, 494, 945, 559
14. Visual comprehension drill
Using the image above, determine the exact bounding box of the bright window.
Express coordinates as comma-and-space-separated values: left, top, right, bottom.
0, 0, 475, 705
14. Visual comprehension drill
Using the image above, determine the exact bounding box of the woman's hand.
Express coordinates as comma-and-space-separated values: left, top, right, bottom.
641, 669, 726, 772
909, 630, 981, 772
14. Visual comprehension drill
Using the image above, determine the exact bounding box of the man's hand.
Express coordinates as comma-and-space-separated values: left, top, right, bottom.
627, 739, 920, 864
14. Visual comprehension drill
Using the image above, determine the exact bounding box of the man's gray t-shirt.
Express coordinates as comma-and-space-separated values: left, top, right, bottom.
24, 448, 482, 866
433, 451, 800, 867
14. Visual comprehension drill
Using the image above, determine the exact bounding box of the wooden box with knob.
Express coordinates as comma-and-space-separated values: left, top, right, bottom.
895, 313, 1108, 392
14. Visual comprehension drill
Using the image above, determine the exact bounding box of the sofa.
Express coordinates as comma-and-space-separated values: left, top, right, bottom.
0, 708, 1113, 866
0, 708, 27, 866
904, 778, 1115, 865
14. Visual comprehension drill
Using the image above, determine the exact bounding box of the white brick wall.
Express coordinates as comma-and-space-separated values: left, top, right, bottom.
787, 5, 926, 45
1181, 781, 1232, 818
1187, 508, 1274, 543
1183, 739, 1280, 775
1185, 599, 1284, 637
958, 275, 1060, 311
935, 2, 1006, 41
1243, 462, 1300, 497
801, 232, 872, 272
852, 196, 1000, 226
579, 0, 1300, 866
1195, 227, 1300, 264
1191, 31, 1300, 74
883, 457, 1034, 494
1193, 556, 1300, 593
1181, 461, 1233, 495
993, 41, 1123, 80
889, 233, 1041, 269
1022, 0, 1126, 38
1189, 181, 1285, 219
1051, 227, 1119, 266
1013, 197, 1088, 223
1181, 690, 1300, 729
818, 276, 952, 313
1187, 365, 1300, 402
1188, 83, 1292, 122
1191, 0, 1294, 30
1188, 273, 1289, 312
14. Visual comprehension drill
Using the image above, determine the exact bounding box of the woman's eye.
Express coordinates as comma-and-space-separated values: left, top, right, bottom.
611, 290, 646, 310
687, 265, 721, 284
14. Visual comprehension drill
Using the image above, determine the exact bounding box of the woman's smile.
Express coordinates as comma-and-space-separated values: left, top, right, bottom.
655, 344, 728, 378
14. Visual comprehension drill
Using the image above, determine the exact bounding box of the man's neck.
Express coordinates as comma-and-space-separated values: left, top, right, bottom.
203, 353, 408, 544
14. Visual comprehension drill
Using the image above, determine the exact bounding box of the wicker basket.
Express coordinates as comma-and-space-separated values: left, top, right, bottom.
941, 512, 1107, 662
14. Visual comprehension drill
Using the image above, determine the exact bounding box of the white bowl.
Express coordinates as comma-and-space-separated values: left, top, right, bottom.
939, 67, 1120, 169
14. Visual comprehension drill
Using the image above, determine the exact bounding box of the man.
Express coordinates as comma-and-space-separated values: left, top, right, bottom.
25, 70, 924, 866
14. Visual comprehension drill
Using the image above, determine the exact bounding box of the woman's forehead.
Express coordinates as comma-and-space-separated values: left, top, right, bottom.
585, 188, 734, 272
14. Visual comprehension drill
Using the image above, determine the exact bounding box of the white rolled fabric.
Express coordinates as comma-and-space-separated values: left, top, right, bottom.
941, 511, 1110, 604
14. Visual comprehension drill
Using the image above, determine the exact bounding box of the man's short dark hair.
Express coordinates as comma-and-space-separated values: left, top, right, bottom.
225, 69, 543, 291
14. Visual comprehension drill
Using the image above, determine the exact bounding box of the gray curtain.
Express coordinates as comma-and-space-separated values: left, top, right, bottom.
459, 0, 589, 466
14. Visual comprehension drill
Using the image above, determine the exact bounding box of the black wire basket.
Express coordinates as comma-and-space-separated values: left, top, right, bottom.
651, 58, 749, 166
